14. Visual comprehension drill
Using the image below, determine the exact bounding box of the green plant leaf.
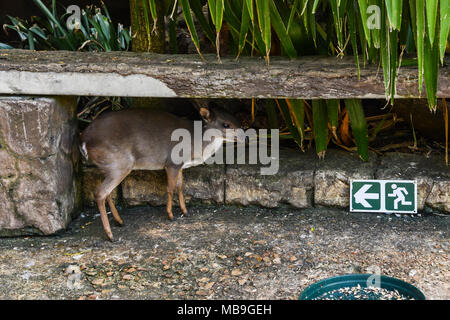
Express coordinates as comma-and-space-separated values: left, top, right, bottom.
209, 0, 224, 33
370, 0, 382, 49
29, 26, 48, 40
168, 14, 178, 53
398, 0, 410, 46
287, 0, 300, 33
269, 0, 297, 59
326, 99, 339, 139
424, 26, 439, 110
347, 1, 360, 78
357, 0, 371, 47
180, 0, 204, 59
329, 0, 349, 54
27, 30, 35, 50
237, 0, 251, 58
308, 0, 317, 47
190, 0, 216, 44
208, 0, 225, 61
255, 0, 271, 62
425, 0, 438, 46
140, 0, 152, 43
345, 99, 369, 161
286, 99, 305, 150
439, 0, 450, 64
277, 99, 303, 150
385, 0, 403, 31
415, 0, 425, 95
32, 0, 74, 49
311, 0, 320, 14
148, 0, 158, 20
245, 0, 254, 21
0, 43, 13, 49
265, 99, 279, 129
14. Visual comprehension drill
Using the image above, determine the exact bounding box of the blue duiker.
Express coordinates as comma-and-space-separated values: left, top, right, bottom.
80, 105, 244, 241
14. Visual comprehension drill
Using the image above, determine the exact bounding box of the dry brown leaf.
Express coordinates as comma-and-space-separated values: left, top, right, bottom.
231, 269, 243, 276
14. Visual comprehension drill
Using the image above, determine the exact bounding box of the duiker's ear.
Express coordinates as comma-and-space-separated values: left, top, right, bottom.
199, 107, 213, 122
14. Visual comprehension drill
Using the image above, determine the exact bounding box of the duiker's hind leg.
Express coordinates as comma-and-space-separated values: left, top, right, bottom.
95, 168, 131, 241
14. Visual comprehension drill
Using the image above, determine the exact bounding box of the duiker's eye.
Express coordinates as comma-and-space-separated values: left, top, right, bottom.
223, 123, 230, 128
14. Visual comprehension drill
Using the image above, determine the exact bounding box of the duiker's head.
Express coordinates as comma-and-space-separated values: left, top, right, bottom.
199, 106, 246, 143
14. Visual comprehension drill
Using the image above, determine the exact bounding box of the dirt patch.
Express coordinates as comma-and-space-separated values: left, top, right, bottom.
0, 205, 448, 300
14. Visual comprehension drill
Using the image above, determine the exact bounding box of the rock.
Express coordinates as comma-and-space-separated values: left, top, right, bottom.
122, 170, 167, 206
0, 149, 17, 178
0, 97, 72, 158
376, 152, 450, 211
121, 164, 225, 207
226, 149, 315, 208
0, 186, 24, 230
0, 96, 79, 236
183, 164, 225, 204
314, 149, 377, 207
111, 146, 450, 215
426, 180, 450, 213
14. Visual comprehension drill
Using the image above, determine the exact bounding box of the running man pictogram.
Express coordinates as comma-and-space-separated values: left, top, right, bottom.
387, 184, 412, 209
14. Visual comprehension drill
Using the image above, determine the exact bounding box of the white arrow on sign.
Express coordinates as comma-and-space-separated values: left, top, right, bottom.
354, 184, 380, 208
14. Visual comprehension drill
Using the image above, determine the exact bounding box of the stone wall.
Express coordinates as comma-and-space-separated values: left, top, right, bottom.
81, 148, 449, 215
0, 95, 447, 238
0, 96, 80, 236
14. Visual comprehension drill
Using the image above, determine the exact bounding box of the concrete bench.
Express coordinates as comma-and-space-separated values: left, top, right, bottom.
0, 49, 449, 235
1, 50, 449, 99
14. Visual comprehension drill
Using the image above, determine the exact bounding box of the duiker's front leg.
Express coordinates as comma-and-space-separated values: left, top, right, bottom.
165, 166, 181, 220
177, 170, 188, 215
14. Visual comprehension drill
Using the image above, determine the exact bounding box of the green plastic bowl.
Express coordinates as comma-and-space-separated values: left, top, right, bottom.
299, 274, 425, 300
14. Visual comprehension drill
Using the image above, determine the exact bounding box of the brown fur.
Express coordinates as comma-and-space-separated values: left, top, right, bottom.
81, 107, 242, 241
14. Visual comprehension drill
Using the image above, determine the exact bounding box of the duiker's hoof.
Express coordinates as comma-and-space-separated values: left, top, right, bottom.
115, 220, 125, 227
109, 236, 119, 243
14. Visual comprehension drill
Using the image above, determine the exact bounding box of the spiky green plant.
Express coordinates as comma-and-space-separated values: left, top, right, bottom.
170, 0, 448, 159
0, 0, 132, 122
1, 0, 131, 51
176, 0, 448, 111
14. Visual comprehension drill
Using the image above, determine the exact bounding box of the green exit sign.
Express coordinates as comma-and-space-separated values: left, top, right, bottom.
350, 180, 417, 213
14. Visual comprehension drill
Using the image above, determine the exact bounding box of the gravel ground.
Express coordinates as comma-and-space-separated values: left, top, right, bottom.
0, 205, 448, 300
